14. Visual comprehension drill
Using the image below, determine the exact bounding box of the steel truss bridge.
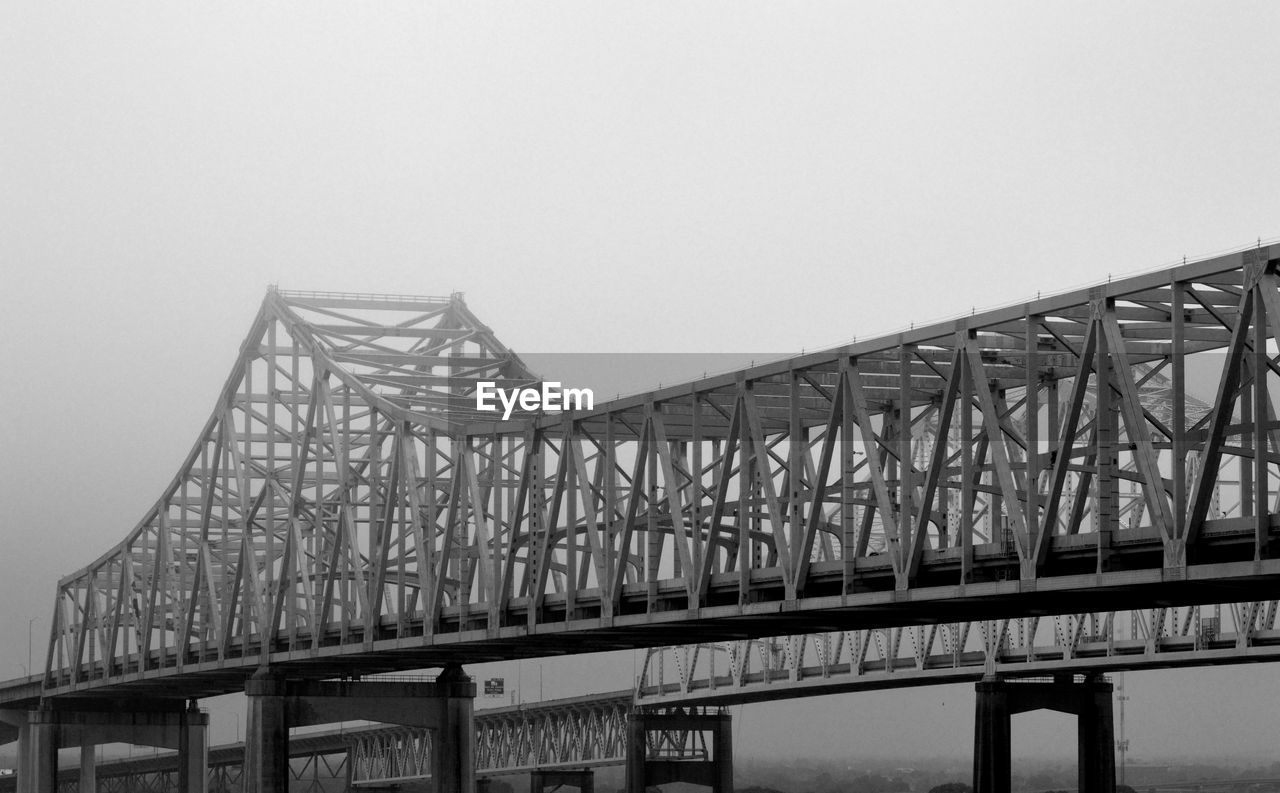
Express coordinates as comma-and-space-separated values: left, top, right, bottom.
40, 243, 1280, 701
635, 601, 1280, 705
10, 590, 1280, 793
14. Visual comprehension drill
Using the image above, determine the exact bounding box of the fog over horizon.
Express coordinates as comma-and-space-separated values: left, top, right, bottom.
5, 0, 1280, 767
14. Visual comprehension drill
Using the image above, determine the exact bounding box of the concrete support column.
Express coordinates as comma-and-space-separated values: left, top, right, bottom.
16, 721, 32, 793
1078, 677, 1116, 793
78, 745, 95, 793
625, 713, 646, 793
29, 712, 58, 793
244, 672, 289, 793
971, 676, 1115, 793
972, 680, 1011, 793
179, 706, 209, 793
249, 671, 475, 793
12, 700, 209, 793
713, 711, 734, 793
436, 664, 476, 793
625, 708, 732, 793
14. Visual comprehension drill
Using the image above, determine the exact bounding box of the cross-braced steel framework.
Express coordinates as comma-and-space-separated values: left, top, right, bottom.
474, 694, 631, 774
350, 728, 431, 786
636, 600, 1280, 706
28, 742, 341, 793
45, 244, 1280, 699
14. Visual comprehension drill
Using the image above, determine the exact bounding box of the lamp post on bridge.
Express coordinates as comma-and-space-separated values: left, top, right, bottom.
27, 617, 37, 679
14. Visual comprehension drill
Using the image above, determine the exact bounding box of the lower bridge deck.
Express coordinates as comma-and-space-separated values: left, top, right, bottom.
0, 692, 636, 793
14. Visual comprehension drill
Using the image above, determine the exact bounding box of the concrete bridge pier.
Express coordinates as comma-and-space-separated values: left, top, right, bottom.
244, 674, 289, 793
530, 768, 594, 793
25, 714, 55, 793
77, 741, 94, 793
0, 717, 31, 793
6, 700, 208, 793
244, 664, 476, 793
972, 674, 1115, 793
626, 708, 732, 793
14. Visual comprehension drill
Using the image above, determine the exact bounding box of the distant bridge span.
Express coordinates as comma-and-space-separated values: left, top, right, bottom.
37, 243, 1280, 707
7, 590, 1280, 793
0, 691, 635, 792
635, 602, 1280, 705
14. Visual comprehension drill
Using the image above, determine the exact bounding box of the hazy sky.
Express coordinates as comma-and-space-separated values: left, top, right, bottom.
4, 0, 1280, 766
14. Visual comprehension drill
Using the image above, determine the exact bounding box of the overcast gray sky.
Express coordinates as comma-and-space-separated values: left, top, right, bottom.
4, 0, 1280, 766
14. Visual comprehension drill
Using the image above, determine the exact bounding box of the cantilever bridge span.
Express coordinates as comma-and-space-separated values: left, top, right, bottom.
42, 243, 1280, 702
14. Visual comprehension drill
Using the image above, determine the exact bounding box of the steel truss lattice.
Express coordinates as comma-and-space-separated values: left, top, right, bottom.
44, 245, 1280, 698
474, 694, 631, 773
637, 600, 1280, 706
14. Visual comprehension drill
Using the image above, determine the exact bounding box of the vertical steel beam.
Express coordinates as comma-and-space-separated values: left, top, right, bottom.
738, 386, 752, 604
1254, 284, 1270, 557
1025, 316, 1041, 577
1170, 280, 1187, 565
960, 337, 974, 583
898, 345, 913, 587
840, 362, 857, 593
1094, 311, 1116, 571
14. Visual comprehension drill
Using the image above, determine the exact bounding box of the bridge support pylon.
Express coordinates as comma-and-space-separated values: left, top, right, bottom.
530, 768, 594, 793
626, 708, 732, 793
9, 699, 208, 793
244, 664, 476, 793
972, 674, 1115, 793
